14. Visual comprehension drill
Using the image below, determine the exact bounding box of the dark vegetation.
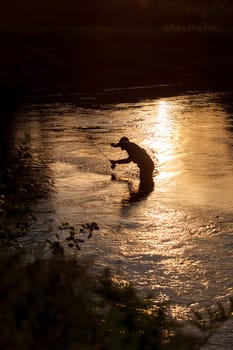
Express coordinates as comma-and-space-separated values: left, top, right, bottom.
1, 251, 232, 350
0, 135, 53, 240
1, 0, 233, 28
1, 0, 233, 97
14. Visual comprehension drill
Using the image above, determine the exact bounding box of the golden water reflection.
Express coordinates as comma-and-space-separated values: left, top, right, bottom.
143, 96, 233, 211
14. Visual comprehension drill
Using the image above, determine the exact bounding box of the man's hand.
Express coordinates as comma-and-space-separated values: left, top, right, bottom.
110, 160, 116, 169
110, 143, 117, 148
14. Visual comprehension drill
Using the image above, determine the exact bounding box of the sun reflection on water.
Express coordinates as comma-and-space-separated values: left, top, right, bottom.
144, 99, 181, 183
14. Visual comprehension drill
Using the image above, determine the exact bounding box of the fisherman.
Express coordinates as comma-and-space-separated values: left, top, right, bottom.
110, 137, 154, 192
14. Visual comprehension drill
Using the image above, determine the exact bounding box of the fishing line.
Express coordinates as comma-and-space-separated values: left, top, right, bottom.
86, 134, 111, 162
77, 127, 111, 162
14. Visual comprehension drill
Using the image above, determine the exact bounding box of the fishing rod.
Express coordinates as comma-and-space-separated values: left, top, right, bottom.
86, 134, 111, 162
77, 126, 112, 164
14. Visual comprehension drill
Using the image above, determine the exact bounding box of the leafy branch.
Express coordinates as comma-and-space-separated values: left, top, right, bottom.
46, 222, 99, 255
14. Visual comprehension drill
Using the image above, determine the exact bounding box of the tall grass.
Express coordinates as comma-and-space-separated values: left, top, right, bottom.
1, 0, 233, 29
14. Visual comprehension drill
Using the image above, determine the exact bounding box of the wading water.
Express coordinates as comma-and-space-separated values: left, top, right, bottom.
8, 89, 233, 347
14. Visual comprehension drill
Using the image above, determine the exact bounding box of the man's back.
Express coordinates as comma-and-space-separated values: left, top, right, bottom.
124, 142, 154, 169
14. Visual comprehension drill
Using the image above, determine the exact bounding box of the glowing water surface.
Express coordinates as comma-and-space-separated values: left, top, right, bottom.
15, 91, 233, 324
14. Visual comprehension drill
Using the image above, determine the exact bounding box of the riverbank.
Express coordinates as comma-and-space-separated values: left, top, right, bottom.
1, 26, 233, 98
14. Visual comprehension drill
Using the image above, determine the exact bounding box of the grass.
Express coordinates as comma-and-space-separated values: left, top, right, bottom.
1, 25, 233, 95
1, 0, 233, 28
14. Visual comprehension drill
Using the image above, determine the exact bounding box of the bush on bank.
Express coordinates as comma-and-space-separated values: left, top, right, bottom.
0, 251, 198, 350
0, 250, 232, 350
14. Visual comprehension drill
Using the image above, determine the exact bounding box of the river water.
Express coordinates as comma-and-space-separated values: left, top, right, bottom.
13, 89, 233, 329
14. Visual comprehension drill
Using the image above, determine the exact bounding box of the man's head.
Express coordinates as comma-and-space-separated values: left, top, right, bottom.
111, 136, 129, 149
119, 137, 129, 143
117, 136, 129, 149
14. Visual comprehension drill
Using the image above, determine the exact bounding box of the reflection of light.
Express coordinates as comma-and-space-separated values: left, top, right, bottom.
156, 100, 173, 138
145, 100, 178, 181
146, 100, 174, 146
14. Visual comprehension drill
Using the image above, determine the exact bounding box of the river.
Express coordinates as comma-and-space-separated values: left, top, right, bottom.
12, 88, 233, 345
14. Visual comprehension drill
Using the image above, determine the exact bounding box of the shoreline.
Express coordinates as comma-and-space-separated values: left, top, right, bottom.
1, 27, 233, 105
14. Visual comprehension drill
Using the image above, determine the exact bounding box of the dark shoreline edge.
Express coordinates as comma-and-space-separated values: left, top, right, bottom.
1, 27, 233, 106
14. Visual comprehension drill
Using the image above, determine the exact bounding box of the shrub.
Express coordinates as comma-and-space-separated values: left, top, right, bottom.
0, 252, 201, 350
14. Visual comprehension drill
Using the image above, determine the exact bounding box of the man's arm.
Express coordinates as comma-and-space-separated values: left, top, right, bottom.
116, 157, 131, 164
110, 143, 119, 148
110, 157, 131, 169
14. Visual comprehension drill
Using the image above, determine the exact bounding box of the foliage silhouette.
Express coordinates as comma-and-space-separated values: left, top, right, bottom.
0, 134, 53, 239
1, 0, 233, 28
46, 221, 99, 255
0, 251, 232, 350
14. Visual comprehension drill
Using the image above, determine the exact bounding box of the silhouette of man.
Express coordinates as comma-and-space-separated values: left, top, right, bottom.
110, 137, 154, 192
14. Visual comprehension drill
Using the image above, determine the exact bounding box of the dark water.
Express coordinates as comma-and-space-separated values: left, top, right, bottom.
11, 89, 233, 347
